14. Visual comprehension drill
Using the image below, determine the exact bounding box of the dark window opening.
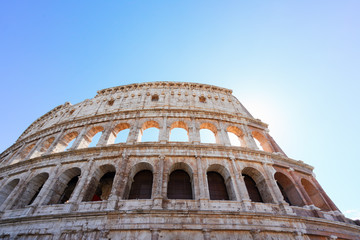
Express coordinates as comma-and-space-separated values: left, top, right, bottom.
167, 170, 193, 199
58, 176, 79, 204
128, 170, 153, 199
277, 182, 291, 205
207, 171, 229, 200
151, 95, 159, 101
243, 174, 263, 203
27, 183, 45, 206
108, 99, 115, 106
91, 172, 115, 201
199, 96, 206, 103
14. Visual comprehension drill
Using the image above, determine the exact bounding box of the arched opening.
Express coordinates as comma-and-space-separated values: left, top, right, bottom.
31, 137, 55, 158
114, 129, 130, 143
128, 170, 153, 199
12, 173, 49, 209
11, 143, 36, 164
243, 174, 263, 203
107, 123, 130, 144
64, 138, 76, 151
167, 170, 193, 199
88, 132, 102, 147
169, 121, 189, 142
58, 176, 79, 204
252, 131, 273, 152
44, 168, 81, 205
138, 121, 159, 142
301, 178, 331, 211
253, 138, 263, 150
82, 165, 116, 202
200, 123, 218, 144
242, 167, 274, 203
91, 172, 115, 201
53, 132, 78, 153
274, 172, 304, 207
228, 132, 241, 146
227, 126, 245, 147
0, 179, 19, 207
78, 126, 104, 148
207, 172, 229, 200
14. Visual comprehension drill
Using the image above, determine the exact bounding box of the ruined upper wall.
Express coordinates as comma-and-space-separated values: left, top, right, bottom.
16, 82, 258, 142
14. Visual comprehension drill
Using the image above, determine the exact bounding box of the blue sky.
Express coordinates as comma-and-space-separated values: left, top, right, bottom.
0, 1, 359, 219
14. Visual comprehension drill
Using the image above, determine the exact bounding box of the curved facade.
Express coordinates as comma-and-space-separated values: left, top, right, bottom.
0, 82, 359, 240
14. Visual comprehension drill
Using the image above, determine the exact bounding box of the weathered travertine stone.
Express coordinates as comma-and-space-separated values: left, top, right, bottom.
0, 82, 358, 239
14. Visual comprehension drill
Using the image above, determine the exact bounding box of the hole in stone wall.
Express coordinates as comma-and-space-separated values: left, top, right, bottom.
114, 129, 130, 143
253, 138, 264, 151
167, 170, 193, 199
170, 128, 189, 142
128, 170, 153, 199
228, 132, 241, 146
140, 128, 159, 142
0, 179, 19, 207
64, 138, 76, 151
88, 131, 102, 147
91, 172, 115, 201
108, 99, 115, 106
199, 96, 206, 103
243, 174, 263, 203
151, 94, 159, 101
200, 129, 216, 143
207, 171, 229, 200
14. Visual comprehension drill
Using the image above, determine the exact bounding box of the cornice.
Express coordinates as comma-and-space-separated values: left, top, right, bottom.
96, 81, 233, 97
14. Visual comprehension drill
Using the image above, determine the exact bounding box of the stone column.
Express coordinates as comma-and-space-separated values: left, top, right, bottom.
202, 229, 211, 240
159, 117, 168, 144
240, 125, 257, 149
189, 118, 200, 144
261, 162, 282, 204
218, 127, 231, 146
106, 156, 124, 209
46, 129, 65, 154
67, 158, 95, 210
127, 120, 140, 144
196, 156, 209, 209
0, 177, 28, 211
97, 123, 114, 146
33, 164, 62, 206
71, 125, 90, 149
152, 155, 165, 209
293, 231, 306, 240
288, 169, 313, 206
287, 168, 309, 206
113, 153, 131, 202
226, 158, 241, 201
151, 229, 160, 240
230, 158, 251, 210
25, 138, 43, 159
5, 143, 26, 164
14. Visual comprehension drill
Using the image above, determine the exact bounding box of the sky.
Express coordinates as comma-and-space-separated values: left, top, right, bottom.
0, 1, 359, 219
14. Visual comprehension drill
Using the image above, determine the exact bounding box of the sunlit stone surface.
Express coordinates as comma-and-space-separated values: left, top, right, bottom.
0, 82, 359, 239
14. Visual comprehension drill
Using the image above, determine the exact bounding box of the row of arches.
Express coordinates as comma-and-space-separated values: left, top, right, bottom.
7, 120, 277, 164
0, 162, 332, 212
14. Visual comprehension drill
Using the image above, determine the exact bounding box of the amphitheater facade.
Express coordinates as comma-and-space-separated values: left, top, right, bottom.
0, 82, 359, 240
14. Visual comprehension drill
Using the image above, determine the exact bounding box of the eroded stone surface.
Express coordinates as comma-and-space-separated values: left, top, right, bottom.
0, 82, 358, 239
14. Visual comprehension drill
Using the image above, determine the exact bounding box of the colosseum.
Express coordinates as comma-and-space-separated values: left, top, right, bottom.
0, 81, 358, 240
